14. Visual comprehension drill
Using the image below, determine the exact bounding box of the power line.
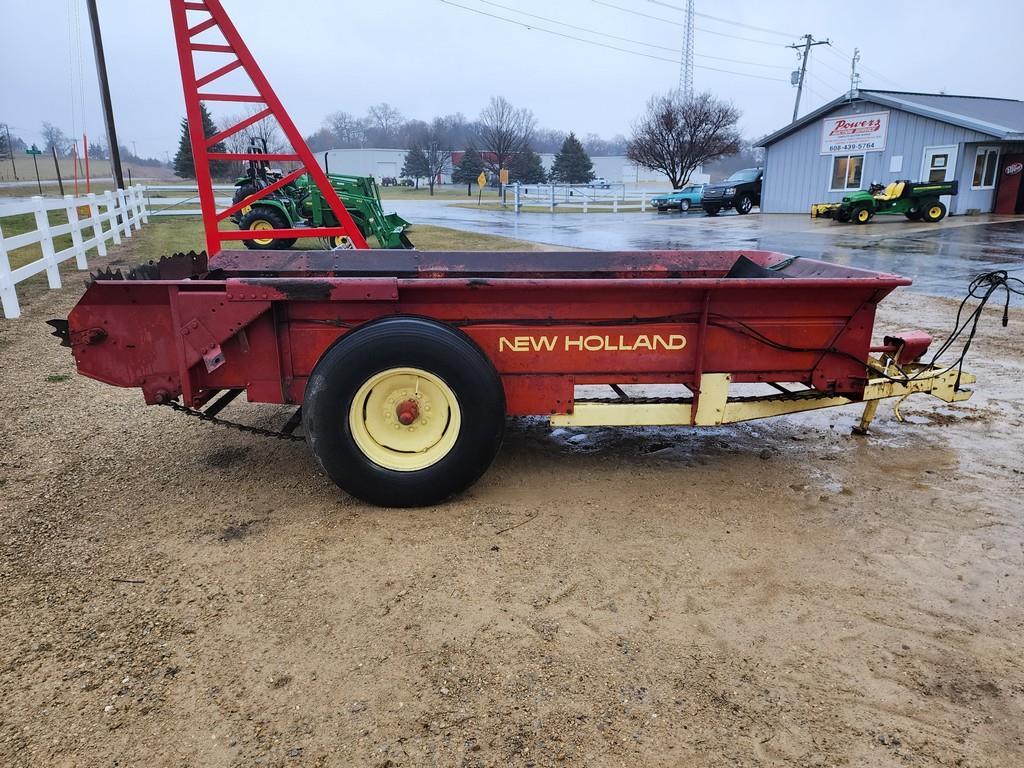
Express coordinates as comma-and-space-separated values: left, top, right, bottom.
475, 0, 788, 68
826, 43, 902, 89
592, 0, 786, 47
438, 0, 788, 81
646, 0, 796, 38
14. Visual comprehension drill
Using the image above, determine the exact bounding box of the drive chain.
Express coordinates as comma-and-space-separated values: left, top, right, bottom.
158, 400, 304, 442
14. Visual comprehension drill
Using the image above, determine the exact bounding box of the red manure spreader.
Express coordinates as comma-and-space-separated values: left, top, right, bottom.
56, 248, 979, 506
50, 0, 987, 506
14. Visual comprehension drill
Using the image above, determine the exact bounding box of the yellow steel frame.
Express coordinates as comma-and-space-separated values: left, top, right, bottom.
550, 363, 975, 430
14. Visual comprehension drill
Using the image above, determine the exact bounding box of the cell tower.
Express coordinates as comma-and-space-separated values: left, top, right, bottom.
678, 0, 694, 100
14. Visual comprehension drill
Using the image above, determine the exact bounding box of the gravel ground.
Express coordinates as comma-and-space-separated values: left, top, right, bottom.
1, 250, 1023, 767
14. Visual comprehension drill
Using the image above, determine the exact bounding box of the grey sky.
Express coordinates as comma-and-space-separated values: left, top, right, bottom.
2, 0, 1020, 158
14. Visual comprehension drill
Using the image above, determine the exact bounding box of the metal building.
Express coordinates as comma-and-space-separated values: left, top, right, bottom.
758, 90, 1024, 215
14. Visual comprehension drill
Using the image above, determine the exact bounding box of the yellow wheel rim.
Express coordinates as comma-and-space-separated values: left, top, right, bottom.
857, 209, 870, 222
928, 206, 942, 219
348, 367, 461, 471
249, 219, 274, 246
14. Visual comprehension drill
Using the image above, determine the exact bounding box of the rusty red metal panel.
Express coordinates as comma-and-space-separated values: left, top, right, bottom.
65, 251, 911, 412
225, 277, 398, 302
501, 376, 574, 416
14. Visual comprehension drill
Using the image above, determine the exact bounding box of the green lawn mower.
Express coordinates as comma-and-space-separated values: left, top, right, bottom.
231, 141, 413, 249
811, 180, 958, 224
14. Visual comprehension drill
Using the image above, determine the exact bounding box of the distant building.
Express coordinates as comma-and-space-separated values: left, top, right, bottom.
758, 90, 1024, 215
316, 148, 415, 182
317, 148, 708, 188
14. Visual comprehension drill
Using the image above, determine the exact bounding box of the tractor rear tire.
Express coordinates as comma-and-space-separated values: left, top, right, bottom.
904, 210, 922, 220
852, 205, 873, 224
240, 208, 297, 250
303, 316, 506, 507
921, 200, 947, 223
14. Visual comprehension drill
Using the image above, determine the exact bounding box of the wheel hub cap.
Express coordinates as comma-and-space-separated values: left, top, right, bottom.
349, 368, 461, 471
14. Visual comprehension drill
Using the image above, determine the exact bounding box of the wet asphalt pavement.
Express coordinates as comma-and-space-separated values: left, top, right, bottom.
392, 200, 1024, 299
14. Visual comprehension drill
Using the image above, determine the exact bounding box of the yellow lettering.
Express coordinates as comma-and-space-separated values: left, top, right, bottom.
565, 336, 583, 351
583, 335, 604, 351
633, 335, 652, 350
669, 334, 686, 350
530, 335, 557, 352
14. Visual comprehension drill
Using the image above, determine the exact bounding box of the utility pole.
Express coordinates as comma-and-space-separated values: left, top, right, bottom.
85, 0, 125, 189
677, 0, 694, 101
2, 124, 18, 180
787, 34, 830, 122
848, 47, 861, 99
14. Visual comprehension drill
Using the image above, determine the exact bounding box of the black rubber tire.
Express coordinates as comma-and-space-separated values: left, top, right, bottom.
920, 200, 946, 223
852, 205, 873, 224
703, 205, 720, 216
239, 207, 297, 250
735, 194, 753, 215
904, 210, 922, 220
303, 316, 506, 507
836, 208, 852, 223
679, 199, 690, 212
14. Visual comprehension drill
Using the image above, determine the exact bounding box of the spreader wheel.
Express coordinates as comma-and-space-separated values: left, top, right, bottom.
921, 200, 947, 222
303, 316, 506, 507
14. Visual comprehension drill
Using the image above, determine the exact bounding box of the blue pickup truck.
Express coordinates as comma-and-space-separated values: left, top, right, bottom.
651, 184, 705, 213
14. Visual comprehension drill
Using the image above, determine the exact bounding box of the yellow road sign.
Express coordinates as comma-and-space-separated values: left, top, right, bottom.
499, 168, 509, 185
477, 171, 487, 187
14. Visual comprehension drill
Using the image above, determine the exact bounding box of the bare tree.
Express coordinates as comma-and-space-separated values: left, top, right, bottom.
221, 107, 289, 177
420, 120, 453, 196
478, 96, 535, 187
40, 122, 71, 156
627, 92, 741, 188
366, 102, 404, 146
324, 110, 366, 147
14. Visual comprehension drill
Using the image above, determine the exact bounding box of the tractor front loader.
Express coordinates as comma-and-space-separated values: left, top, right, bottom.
231, 139, 413, 249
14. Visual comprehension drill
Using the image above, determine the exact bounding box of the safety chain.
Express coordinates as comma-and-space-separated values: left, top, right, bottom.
158, 400, 304, 442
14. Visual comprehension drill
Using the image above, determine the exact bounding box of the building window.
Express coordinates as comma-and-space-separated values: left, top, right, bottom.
972, 147, 999, 189
830, 154, 864, 191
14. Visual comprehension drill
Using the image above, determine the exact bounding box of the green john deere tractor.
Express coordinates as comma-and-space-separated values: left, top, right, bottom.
231, 141, 413, 249
811, 179, 958, 224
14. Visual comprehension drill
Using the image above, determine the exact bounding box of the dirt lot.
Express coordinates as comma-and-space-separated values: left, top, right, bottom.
2, 240, 1023, 767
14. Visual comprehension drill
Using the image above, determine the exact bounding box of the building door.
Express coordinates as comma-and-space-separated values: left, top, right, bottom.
921, 145, 958, 210
994, 155, 1024, 214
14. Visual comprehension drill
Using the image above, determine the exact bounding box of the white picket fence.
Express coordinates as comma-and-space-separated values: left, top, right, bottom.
506, 182, 658, 212
0, 186, 148, 319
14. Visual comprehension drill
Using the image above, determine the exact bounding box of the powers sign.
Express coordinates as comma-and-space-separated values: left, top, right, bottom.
820, 111, 889, 154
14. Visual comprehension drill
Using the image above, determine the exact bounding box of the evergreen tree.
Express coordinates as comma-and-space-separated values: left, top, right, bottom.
508, 146, 546, 184
401, 145, 429, 189
173, 103, 228, 179
451, 147, 485, 196
549, 132, 594, 184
